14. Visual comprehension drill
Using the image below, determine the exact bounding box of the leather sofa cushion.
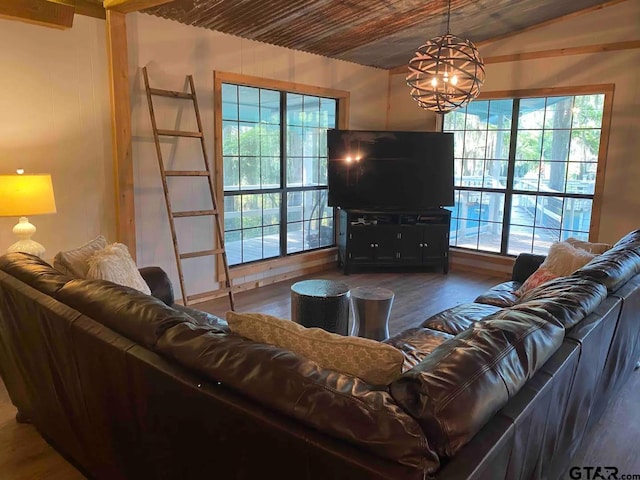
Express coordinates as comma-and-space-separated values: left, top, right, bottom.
0, 252, 72, 296
55, 279, 206, 349
155, 321, 440, 472
474, 281, 521, 307
576, 229, 640, 292
420, 303, 502, 335
389, 309, 564, 458
514, 275, 607, 329
385, 327, 454, 371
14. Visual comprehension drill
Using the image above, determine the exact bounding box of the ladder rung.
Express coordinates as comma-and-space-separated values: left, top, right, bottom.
180, 248, 226, 259
157, 129, 203, 138
165, 170, 210, 177
148, 87, 194, 99
186, 287, 232, 302
173, 209, 218, 218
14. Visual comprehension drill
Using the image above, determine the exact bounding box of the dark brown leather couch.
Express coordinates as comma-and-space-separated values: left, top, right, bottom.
0, 229, 639, 480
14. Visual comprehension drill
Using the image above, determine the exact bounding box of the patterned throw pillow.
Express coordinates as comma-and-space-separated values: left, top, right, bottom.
53, 235, 108, 278
516, 241, 598, 296
86, 243, 151, 295
516, 266, 559, 296
226, 311, 404, 385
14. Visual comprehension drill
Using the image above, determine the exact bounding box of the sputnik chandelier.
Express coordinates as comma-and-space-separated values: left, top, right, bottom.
406, 0, 485, 114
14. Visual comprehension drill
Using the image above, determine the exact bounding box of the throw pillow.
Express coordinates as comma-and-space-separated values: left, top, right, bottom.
565, 237, 612, 255
86, 243, 151, 295
515, 241, 598, 296
515, 266, 559, 296
226, 311, 404, 385
53, 235, 108, 278
542, 241, 597, 276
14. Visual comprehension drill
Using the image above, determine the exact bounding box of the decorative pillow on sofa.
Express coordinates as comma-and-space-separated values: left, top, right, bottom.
86, 243, 151, 295
516, 241, 596, 296
53, 235, 108, 278
226, 311, 404, 385
565, 237, 612, 254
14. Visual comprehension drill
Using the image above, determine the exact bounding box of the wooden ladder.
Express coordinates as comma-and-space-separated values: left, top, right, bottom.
142, 67, 235, 310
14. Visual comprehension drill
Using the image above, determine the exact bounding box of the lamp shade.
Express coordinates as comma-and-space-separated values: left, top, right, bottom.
0, 174, 57, 217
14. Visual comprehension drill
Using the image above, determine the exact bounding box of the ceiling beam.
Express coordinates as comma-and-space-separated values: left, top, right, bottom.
0, 0, 75, 29
103, 0, 173, 13
51, 0, 106, 19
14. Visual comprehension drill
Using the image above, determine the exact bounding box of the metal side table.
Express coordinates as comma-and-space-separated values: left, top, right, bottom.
350, 286, 394, 341
290, 279, 350, 335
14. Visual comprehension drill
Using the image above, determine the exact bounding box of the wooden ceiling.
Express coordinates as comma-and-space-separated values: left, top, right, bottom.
141, 0, 621, 69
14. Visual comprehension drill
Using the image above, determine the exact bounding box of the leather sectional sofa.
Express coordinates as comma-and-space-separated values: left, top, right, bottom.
0, 229, 639, 480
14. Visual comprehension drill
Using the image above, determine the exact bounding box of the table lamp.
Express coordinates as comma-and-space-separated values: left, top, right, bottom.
0, 171, 57, 258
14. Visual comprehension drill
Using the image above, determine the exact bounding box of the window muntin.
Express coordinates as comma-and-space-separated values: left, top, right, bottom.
222, 84, 336, 266
444, 92, 606, 255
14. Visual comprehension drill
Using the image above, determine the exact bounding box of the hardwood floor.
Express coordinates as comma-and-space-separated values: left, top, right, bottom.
0, 267, 639, 479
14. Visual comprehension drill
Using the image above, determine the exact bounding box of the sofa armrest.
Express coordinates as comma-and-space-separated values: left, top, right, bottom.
139, 266, 174, 305
512, 253, 546, 283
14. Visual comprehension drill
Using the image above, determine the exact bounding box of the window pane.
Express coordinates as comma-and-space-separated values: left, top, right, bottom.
519, 98, 545, 129
260, 124, 280, 157
223, 156, 239, 190
572, 95, 604, 128
515, 130, 543, 160
222, 84, 238, 121
514, 161, 540, 191
486, 130, 510, 159
543, 96, 573, 130
239, 156, 259, 189
260, 89, 280, 124
320, 98, 336, 128
261, 157, 280, 189
488, 99, 513, 129
483, 160, 507, 189
222, 122, 239, 155
238, 86, 260, 122
287, 93, 304, 126
287, 157, 303, 187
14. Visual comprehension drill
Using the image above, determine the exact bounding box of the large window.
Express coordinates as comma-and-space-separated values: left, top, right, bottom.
219, 80, 339, 266
444, 87, 611, 255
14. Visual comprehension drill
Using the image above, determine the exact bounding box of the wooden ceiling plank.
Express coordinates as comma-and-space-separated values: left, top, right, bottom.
103, 0, 174, 14
49, 0, 105, 19
0, 0, 75, 29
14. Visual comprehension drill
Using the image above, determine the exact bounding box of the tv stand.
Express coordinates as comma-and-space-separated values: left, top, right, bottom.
337, 208, 451, 275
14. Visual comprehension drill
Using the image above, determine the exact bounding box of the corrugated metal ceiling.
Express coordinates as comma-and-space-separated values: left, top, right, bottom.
142, 0, 619, 69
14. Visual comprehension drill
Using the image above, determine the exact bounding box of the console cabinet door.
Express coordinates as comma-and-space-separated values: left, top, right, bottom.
397, 227, 422, 263
348, 225, 377, 262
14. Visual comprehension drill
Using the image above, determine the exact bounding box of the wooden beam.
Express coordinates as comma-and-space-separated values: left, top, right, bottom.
484, 41, 640, 65
0, 0, 74, 29
388, 39, 640, 75
103, 0, 173, 13
106, 10, 136, 259
51, 0, 105, 19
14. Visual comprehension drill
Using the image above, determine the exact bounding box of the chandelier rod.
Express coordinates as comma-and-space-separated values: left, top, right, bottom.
446, 0, 452, 34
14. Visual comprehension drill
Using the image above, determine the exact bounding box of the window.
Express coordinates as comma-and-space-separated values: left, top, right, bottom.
443, 87, 611, 255
218, 77, 341, 267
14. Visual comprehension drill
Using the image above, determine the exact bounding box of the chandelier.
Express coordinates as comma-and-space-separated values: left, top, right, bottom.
406, 0, 485, 114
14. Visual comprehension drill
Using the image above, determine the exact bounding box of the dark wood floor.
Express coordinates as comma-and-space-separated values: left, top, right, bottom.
1, 267, 639, 479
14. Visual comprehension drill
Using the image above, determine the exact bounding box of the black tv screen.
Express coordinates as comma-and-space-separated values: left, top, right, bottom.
327, 130, 454, 211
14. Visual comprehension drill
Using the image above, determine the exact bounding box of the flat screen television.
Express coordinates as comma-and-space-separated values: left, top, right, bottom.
327, 130, 454, 211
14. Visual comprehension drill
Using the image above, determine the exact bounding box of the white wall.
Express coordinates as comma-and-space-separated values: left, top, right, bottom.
127, 13, 390, 298
389, 0, 640, 245
0, 16, 115, 261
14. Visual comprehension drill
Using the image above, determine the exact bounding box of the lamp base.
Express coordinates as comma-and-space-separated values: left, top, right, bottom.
7, 239, 46, 258
6, 217, 46, 258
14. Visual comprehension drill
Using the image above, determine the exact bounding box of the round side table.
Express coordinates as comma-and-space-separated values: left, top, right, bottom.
290, 279, 350, 335
350, 286, 394, 341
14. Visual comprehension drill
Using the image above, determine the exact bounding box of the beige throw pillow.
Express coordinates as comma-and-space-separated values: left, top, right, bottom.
86, 243, 151, 295
226, 311, 404, 385
565, 237, 611, 255
53, 235, 108, 278
541, 241, 597, 276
